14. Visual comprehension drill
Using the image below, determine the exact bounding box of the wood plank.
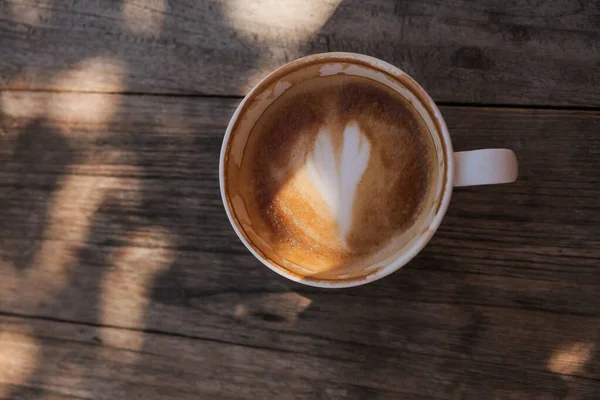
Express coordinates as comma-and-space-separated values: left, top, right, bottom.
1, 92, 599, 398
0, 314, 411, 400
0, 313, 598, 400
1, 0, 599, 106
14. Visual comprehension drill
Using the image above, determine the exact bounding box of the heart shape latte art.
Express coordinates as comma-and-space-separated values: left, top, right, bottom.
306, 121, 371, 246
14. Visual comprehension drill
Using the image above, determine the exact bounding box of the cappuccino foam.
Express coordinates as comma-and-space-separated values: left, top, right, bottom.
228, 74, 438, 279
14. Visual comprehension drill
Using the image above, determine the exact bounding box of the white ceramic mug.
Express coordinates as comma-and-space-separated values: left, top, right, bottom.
220, 53, 518, 288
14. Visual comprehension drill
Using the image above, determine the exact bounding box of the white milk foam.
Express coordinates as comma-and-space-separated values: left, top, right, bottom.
306, 121, 371, 245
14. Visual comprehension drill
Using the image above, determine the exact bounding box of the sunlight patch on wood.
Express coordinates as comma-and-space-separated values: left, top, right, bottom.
234, 292, 312, 326
0, 256, 19, 299
42, 175, 140, 244
0, 91, 46, 123
47, 92, 121, 131
122, 0, 167, 35
548, 342, 595, 376
24, 175, 140, 306
100, 226, 175, 353
224, 0, 341, 42
234, 304, 248, 316
223, 0, 341, 94
0, 174, 144, 313
0, 329, 39, 398
1, 58, 124, 129
8, 0, 51, 25
49, 58, 124, 128
52, 57, 125, 94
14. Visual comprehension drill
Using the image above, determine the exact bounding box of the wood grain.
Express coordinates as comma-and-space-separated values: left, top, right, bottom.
1, 0, 599, 106
0, 92, 599, 398
0, 312, 598, 400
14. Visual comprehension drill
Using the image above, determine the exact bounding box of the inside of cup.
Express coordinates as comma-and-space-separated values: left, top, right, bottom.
222, 54, 449, 286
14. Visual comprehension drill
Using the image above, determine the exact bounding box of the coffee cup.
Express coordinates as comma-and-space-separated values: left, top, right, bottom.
219, 52, 518, 288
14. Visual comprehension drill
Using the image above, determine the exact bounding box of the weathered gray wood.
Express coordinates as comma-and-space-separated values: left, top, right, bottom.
0, 314, 410, 400
1, 0, 599, 106
0, 313, 598, 400
0, 92, 599, 398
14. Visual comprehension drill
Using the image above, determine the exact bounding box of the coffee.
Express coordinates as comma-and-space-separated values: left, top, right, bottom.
225, 74, 438, 279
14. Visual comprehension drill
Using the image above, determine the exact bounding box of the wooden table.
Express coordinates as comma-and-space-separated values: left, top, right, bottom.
1, 1, 599, 399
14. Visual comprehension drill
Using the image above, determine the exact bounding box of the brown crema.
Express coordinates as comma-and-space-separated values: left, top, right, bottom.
226, 74, 438, 279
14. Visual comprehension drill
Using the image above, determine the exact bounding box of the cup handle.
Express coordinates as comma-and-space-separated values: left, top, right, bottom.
454, 149, 518, 187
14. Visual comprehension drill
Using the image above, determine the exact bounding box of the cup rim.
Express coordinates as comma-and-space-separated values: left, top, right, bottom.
219, 52, 454, 288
